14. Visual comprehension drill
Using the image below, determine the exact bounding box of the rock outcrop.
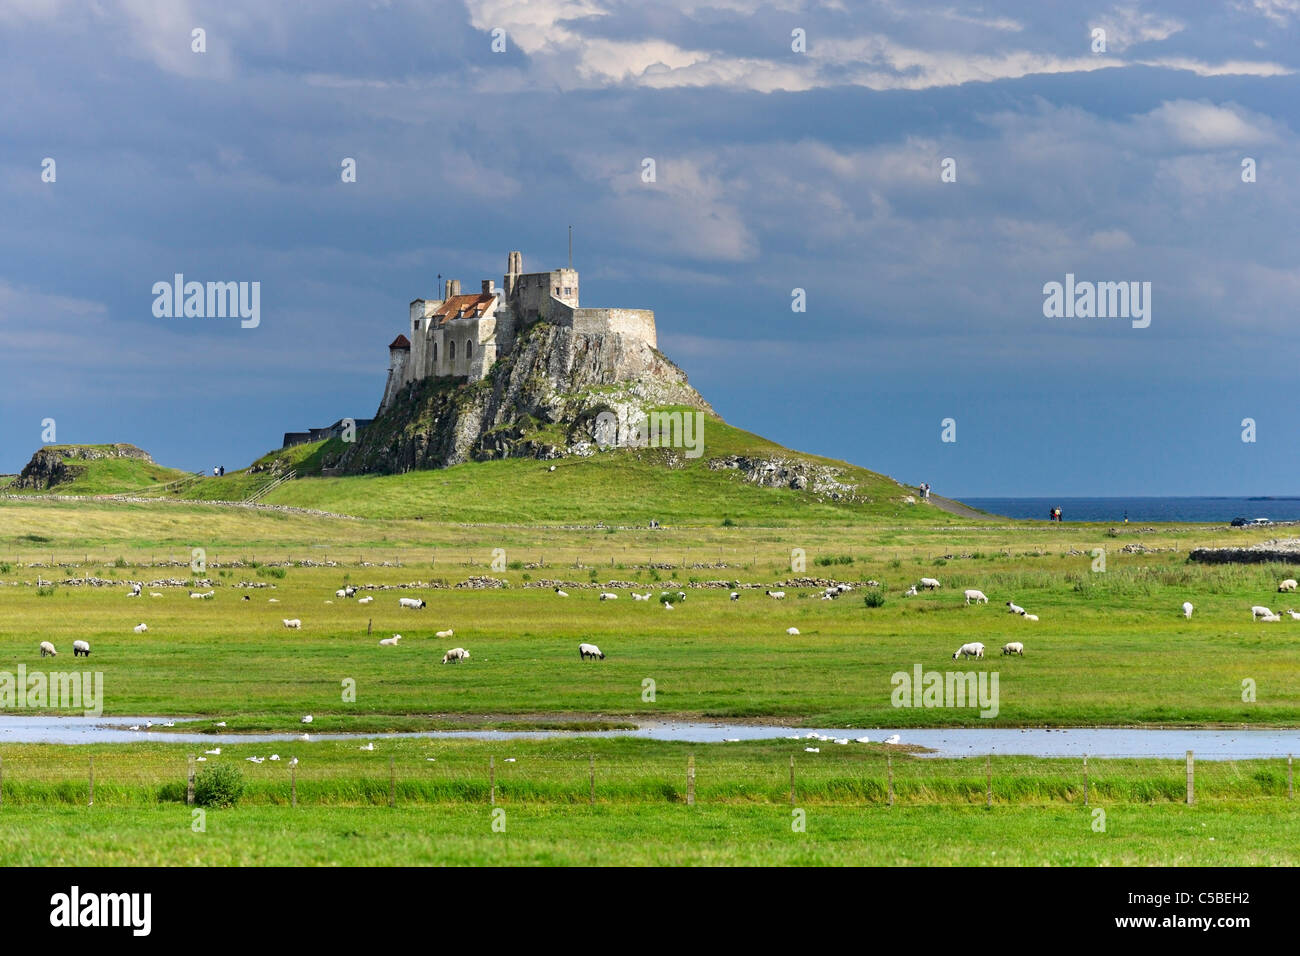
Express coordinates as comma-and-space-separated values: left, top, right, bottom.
12, 444, 154, 490
339, 321, 712, 474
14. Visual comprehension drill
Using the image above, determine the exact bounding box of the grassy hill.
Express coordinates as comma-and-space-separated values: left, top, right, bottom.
4, 444, 190, 497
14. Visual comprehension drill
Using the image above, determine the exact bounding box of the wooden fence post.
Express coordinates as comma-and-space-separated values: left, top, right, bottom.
88, 756, 94, 807
367, 618, 372, 637
489, 756, 496, 806
1083, 754, 1089, 807
985, 755, 992, 808
789, 754, 795, 805
888, 754, 895, 807
186, 755, 195, 805
1186, 750, 1194, 806
687, 754, 695, 806
389, 757, 396, 808
589, 756, 596, 806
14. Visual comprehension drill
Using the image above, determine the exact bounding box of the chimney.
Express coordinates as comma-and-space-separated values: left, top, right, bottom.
445, 279, 461, 299
482, 279, 495, 295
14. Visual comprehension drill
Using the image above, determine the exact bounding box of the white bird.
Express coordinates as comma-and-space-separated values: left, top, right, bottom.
162, 721, 175, 728
269, 754, 280, 761
359, 742, 374, 751
834, 738, 849, 745
205, 748, 221, 755
722, 738, 740, 743
246, 756, 264, 764
804, 747, 820, 753
301, 715, 313, 724
128, 725, 141, 731
426, 757, 436, 762
144, 721, 153, 728
299, 733, 310, 741
884, 734, 901, 745
196, 756, 206, 762
268, 598, 280, 602
504, 757, 516, 762
215, 721, 227, 727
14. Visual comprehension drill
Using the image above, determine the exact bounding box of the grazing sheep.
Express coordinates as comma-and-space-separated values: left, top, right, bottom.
378, 635, 402, 646
632, 592, 651, 601
282, 618, 302, 629
599, 592, 618, 600
554, 588, 569, 597
953, 642, 985, 660
1287, 610, 1300, 621
399, 597, 426, 609
579, 642, 605, 660
133, 623, 148, 633
73, 640, 91, 657
1251, 606, 1274, 620
677, 592, 686, 602
919, 577, 941, 590
1006, 601, 1025, 615
441, 647, 470, 664
1002, 642, 1025, 656
1022, 613, 1039, 622
964, 589, 989, 605
436, 629, 454, 640
335, 589, 348, 598
1182, 601, 1194, 619
766, 590, 786, 599
1280, 579, 1298, 593
127, 584, 141, 597
730, 592, 740, 601
358, 595, 373, 604
40, 641, 57, 657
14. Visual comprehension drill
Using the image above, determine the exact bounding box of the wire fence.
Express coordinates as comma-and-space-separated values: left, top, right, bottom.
0, 751, 1294, 809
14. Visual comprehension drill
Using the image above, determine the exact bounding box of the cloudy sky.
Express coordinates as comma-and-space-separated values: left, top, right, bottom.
1, 0, 1297, 495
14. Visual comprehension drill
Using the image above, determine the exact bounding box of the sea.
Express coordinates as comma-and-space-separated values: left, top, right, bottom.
959, 497, 1300, 524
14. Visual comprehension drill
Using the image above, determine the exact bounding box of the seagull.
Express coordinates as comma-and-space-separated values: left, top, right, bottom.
144, 720, 153, 728
269, 754, 280, 761
246, 756, 265, 764
196, 756, 206, 762
301, 715, 313, 724
426, 758, 436, 762
215, 721, 227, 727
162, 721, 175, 728
128, 725, 141, 731
722, 738, 740, 743
504, 757, 516, 762
884, 734, 901, 745
204, 748, 221, 755
359, 742, 374, 751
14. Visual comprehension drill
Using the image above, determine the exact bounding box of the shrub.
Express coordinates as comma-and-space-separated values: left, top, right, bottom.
258, 567, 287, 579
194, 764, 244, 808
113, 556, 129, 568
37, 586, 56, 597
721, 517, 737, 527
864, 591, 886, 608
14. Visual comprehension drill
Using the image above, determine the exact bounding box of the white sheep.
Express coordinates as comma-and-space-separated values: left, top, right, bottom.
1002, 642, 1024, 656
399, 597, 426, 609
1287, 610, 1300, 621
335, 588, 348, 598
127, 584, 141, 597
39, 641, 57, 657
149, 592, 162, 598
133, 623, 148, 633
378, 635, 402, 646
301, 715, 313, 724
964, 589, 988, 605
441, 647, 469, 663
663, 602, 674, 610
919, 577, 941, 590
599, 592, 618, 600
554, 587, 569, 597
1006, 601, 1025, 615
903, 585, 918, 596
579, 642, 605, 660
766, 590, 786, 599
1279, 579, 1298, 592
1022, 613, 1039, 622
436, 629, 454, 639
282, 618, 302, 629
730, 592, 739, 601
1252, 606, 1274, 620
786, 627, 800, 635
1259, 613, 1283, 623
1182, 601, 1194, 619
73, 640, 91, 657
358, 596, 373, 604
953, 642, 984, 659
632, 592, 651, 601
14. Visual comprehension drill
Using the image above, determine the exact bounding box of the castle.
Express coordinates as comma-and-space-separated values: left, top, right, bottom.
379, 250, 657, 413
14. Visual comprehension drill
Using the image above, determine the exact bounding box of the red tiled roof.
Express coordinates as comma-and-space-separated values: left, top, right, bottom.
433, 292, 495, 323
389, 334, 411, 349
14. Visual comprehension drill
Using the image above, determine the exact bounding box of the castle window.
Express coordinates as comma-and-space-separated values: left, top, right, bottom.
466, 340, 473, 358
432, 343, 437, 363
449, 340, 456, 361
554, 286, 559, 295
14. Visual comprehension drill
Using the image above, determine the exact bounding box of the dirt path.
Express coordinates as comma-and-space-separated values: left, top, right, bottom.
928, 494, 1000, 520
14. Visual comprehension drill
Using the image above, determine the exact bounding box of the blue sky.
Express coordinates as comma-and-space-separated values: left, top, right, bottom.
1, 0, 1297, 495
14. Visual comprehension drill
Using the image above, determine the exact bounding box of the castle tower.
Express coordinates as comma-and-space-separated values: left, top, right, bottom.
505, 251, 522, 297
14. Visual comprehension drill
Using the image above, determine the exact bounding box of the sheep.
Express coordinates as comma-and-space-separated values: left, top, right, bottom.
677, 592, 686, 602
1002, 642, 1025, 656
441, 647, 470, 664
919, 577, 942, 590
1287, 610, 1300, 621
554, 588, 569, 597
358, 595, 373, 604
378, 635, 402, 646
883, 734, 901, 745
301, 715, 313, 724
765, 590, 786, 599
952, 642, 984, 659
1259, 613, 1283, 623
730, 592, 739, 601
1280, 579, 1299, 593
127, 584, 141, 597
399, 597, 426, 609
242, 595, 250, 601
579, 642, 605, 660
632, 592, 651, 601
599, 592, 618, 600
133, 623, 148, 633
964, 589, 988, 605
1182, 601, 1194, 619
1006, 601, 1025, 615
73, 640, 91, 657
1251, 606, 1274, 620
436, 629, 454, 640
786, 627, 800, 635
1022, 613, 1039, 622
663, 602, 674, 610
282, 618, 302, 629
39, 641, 57, 657
149, 592, 162, 598
335, 589, 348, 598
903, 585, 918, 596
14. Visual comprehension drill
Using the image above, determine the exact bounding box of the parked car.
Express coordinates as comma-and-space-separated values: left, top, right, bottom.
1251, 517, 1273, 527
1231, 517, 1249, 527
